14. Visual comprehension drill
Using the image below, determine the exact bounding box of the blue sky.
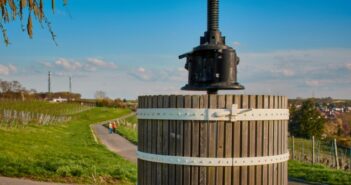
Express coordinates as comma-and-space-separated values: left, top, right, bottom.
0, 0, 351, 99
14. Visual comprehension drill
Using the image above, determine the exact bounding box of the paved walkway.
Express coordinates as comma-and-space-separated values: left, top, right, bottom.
0, 177, 73, 185
91, 118, 137, 163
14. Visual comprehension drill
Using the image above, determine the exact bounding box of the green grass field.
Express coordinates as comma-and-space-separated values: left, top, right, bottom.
116, 125, 138, 145
289, 160, 351, 185
0, 100, 91, 116
115, 115, 138, 144
125, 115, 137, 125
0, 101, 136, 185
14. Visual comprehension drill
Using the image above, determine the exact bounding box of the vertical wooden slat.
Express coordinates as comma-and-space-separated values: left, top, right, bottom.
277, 96, 282, 185
273, 96, 279, 185
162, 96, 170, 185
151, 96, 158, 185
233, 95, 241, 185
208, 95, 217, 185
137, 96, 143, 185
256, 95, 263, 185
169, 95, 177, 185
199, 95, 208, 185
216, 95, 225, 185
262, 95, 269, 185
146, 96, 152, 185
268, 95, 274, 185
241, 95, 249, 185
249, 95, 256, 185
191, 96, 200, 185
284, 96, 289, 185
224, 95, 233, 185
176, 95, 184, 185
183, 95, 192, 185
156, 95, 163, 185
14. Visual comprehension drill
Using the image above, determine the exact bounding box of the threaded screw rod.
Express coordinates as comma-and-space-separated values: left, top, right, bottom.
208, 0, 219, 31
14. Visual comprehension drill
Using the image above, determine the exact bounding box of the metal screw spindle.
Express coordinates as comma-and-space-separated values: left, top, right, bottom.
208, 0, 219, 31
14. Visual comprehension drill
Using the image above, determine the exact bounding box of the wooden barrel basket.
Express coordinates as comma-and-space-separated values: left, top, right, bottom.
137, 95, 289, 185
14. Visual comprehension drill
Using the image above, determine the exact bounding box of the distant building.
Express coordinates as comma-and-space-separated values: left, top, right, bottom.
51, 97, 68, 103
334, 108, 344, 113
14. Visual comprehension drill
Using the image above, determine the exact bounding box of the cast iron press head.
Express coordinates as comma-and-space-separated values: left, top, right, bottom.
179, 0, 244, 94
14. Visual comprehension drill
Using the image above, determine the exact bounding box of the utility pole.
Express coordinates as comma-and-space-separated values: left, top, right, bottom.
48, 71, 51, 93
69, 76, 72, 93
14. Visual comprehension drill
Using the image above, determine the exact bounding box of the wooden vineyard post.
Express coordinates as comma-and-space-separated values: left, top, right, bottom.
292, 136, 295, 160
312, 136, 315, 164
137, 95, 289, 185
334, 139, 339, 169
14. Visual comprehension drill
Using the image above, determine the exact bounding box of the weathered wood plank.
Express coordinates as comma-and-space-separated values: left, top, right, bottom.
241, 95, 249, 185
146, 96, 152, 185
249, 95, 256, 185
208, 94, 217, 185
284, 96, 288, 185
233, 95, 241, 185
176, 95, 184, 185
277, 96, 282, 185
162, 96, 170, 185
216, 95, 225, 185
273, 96, 278, 185
156, 95, 163, 185
262, 95, 269, 185
256, 95, 263, 185
224, 95, 233, 185
268, 95, 274, 185
169, 95, 177, 185
183, 95, 192, 185
191, 95, 200, 185
137, 96, 143, 185
151, 96, 158, 185
199, 95, 208, 185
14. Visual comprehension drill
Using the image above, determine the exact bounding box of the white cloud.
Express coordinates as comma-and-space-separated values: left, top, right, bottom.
130, 67, 152, 81
138, 67, 146, 73
346, 63, 351, 70
0, 64, 17, 75
55, 58, 82, 71
305, 80, 331, 87
233, 41, 241, 48
40, 62, 53, 68
87, 58, 117, 69
42, 58, 117, 73
271, 68, 295, 77
129, 67, 187, 82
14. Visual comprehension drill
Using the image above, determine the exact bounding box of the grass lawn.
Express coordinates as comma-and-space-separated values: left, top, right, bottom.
0, 100, 90, 116
289, 160, 351, 185
114, 115, 137, 145
0, 104, 136, 185
125, 115, 137, 124
116, 125, 138, 145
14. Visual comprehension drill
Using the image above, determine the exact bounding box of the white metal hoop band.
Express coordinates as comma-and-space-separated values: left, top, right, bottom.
137, 104, 289, 122
137, 151, 289, 167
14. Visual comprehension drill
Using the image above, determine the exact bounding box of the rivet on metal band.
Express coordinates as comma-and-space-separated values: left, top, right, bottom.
137, 151, 290, 167
137, 104, 289, 121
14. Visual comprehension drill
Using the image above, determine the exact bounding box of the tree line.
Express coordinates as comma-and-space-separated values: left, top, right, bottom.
0, 79, 136, 109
